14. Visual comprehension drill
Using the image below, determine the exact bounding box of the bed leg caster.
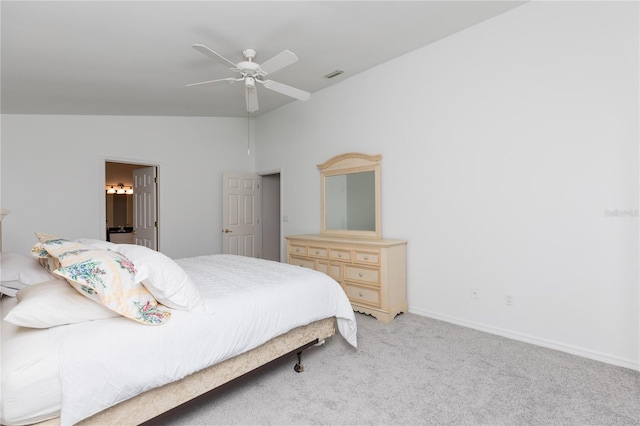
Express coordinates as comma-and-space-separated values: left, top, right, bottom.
294, 350, 304, 373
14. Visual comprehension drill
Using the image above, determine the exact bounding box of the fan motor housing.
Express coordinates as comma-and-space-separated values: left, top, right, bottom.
237, 61, 262, 76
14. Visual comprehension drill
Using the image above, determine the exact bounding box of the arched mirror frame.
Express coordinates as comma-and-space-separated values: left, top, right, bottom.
318, 152, 382, 239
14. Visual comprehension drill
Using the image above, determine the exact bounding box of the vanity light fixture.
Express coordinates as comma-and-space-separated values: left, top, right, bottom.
106, 183, 133, 195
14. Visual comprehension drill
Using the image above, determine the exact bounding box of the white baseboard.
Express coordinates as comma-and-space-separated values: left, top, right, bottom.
409, 307, 640, 372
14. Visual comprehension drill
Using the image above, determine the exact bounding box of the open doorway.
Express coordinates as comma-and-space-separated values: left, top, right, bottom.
259, 172, 281, 262
105, 161, 159, 250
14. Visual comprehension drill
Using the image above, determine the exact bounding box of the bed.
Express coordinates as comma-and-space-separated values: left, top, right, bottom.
1, 236, 358, 426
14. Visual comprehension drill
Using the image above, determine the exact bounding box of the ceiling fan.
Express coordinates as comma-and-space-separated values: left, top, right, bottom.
188, 45, 311, 113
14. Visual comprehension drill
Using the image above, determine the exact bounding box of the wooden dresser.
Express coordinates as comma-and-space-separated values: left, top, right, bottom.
286, 234, 407, 323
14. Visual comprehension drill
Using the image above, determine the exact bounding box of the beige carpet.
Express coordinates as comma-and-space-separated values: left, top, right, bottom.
152, 313, 640, 425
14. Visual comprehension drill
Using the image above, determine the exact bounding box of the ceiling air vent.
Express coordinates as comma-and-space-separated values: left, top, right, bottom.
324, 70, 344, 79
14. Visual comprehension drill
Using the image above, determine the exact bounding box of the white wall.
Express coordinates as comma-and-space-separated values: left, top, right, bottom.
255, 2, 639, 369
1, 115, 254, 258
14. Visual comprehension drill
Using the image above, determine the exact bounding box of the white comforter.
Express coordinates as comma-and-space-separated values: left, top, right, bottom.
51, 255, 357, 425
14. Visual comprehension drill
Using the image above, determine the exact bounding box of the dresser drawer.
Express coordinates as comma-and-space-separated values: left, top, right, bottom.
317, 261, 342, 282
289, 256, 315, 269
345, 265, 379, 285
289, 244, 307, 256
346, 284, 380, 307
354, 250, 380, 265
308, 245, 328, 258
330, 248, 352, 262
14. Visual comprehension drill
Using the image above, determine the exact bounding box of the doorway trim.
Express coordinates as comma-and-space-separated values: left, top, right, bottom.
101, 156, 161, 250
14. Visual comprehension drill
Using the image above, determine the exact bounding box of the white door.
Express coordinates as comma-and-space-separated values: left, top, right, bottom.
133, 166, 157, 250
222, 171, 258, 257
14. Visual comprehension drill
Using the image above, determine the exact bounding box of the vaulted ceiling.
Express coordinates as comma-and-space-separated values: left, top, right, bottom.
1, 1, 525, 117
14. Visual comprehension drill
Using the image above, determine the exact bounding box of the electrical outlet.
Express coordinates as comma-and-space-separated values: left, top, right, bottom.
470, 288, 479, 299
505, 293, 514, 306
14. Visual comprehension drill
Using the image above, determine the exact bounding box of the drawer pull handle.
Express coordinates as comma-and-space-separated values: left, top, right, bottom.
359, 272, 363, 277
337, 253, 342, 258
315, 250, 320, 254
359, 292, 364, 297
296, 248, 300, 252
364, 255, 369, 260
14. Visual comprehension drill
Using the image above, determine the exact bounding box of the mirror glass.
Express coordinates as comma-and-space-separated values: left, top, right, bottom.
325, 171, 375, 231
106, 194, 133, 228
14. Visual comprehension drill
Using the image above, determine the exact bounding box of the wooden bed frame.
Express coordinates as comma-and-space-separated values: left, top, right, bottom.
34, 317, 336, 426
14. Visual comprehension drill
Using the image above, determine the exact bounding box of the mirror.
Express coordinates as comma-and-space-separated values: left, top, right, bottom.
318, 153, 381, 239
106, 194, 133, 228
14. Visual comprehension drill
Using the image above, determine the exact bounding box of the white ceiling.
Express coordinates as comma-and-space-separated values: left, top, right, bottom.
1, 1, 526, 118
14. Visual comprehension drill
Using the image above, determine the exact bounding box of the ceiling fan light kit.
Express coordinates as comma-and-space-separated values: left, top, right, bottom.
188, 44, 311, 113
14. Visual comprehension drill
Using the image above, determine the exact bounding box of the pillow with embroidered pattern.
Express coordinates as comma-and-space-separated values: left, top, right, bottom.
33, 233, 171, 325
31, 243, 62, 273
33, 237, 148, 284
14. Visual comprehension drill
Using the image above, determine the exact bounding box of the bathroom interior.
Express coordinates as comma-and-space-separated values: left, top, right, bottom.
105, 162, 138, 244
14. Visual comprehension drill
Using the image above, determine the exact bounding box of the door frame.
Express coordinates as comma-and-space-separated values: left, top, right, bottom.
101, 156, 161, 250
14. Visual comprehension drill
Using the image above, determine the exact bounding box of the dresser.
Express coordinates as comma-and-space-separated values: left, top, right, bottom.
286, 234, 407, 323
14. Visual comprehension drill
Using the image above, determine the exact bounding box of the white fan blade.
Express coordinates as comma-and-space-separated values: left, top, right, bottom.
259, 50, 298, 75
245, 88, 259, 112
192, 44, 237, 69
186, 77, 238, 87
263, 80, 310, 101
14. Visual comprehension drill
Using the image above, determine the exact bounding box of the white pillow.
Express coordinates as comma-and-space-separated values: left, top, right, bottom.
75, 238, 118, 250
3, 279, 120, 328
113, 244, 202, 310
1, 252, 55, 284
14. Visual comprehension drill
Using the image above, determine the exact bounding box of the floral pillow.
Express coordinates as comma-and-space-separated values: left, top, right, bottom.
31, 243, 62, 273
33, 234, 171, 325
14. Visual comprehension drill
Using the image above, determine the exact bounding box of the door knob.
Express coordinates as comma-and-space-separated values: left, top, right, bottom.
223, 229, 232, 233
